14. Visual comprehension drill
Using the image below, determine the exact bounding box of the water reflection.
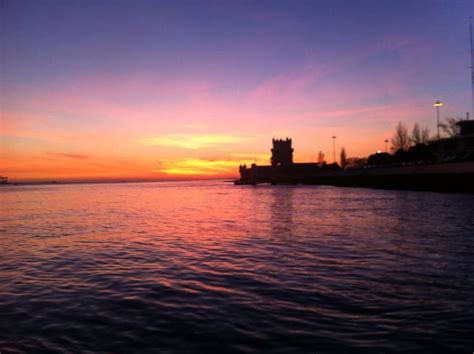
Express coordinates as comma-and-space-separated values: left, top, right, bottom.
0, 182, 473, 353
270, 186, 295, 239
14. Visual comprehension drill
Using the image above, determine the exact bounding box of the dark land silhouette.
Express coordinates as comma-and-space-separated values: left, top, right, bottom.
236, 120, 474, 193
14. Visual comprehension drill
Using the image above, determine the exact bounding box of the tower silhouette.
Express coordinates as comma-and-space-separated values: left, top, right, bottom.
271, 138, 294, 166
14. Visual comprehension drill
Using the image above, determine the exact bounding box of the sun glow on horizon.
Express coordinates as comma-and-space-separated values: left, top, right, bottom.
139, 134, 247, 149
154, 157, 268, 176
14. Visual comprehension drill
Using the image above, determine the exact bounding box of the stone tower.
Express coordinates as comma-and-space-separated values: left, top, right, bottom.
271, 138, 294, 166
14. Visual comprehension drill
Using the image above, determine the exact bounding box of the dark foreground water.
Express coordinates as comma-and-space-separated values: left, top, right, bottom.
1, 181, 473, 353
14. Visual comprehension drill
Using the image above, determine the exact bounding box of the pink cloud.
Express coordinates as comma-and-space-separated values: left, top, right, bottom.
248, 64, 326, 103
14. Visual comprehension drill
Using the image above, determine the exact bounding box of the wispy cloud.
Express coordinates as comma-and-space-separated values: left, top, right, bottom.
46, 152, 91, 159
248, 64, 325, 104
138, 134, 247, 149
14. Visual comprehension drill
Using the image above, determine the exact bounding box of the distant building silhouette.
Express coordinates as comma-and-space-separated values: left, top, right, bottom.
237, 138, 339, 185
430, 120, 474, 160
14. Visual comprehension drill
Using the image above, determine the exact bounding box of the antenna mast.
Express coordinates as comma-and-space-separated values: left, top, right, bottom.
470, 16, 474, 119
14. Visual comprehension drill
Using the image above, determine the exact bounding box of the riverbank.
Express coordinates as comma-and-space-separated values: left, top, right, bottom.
235, 161, 474, 193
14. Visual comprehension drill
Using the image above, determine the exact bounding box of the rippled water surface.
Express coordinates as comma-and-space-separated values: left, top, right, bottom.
1, 181, 473, 353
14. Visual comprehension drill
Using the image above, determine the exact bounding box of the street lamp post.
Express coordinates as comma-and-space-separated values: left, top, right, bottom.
433, 100, 443, 140
332, 136, 336, 163
384, 139, 389, 153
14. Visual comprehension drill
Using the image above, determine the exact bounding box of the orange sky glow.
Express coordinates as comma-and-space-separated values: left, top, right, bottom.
1, 1, 472, 182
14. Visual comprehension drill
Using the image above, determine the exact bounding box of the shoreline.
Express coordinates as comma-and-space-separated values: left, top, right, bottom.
235, 161, 474, 193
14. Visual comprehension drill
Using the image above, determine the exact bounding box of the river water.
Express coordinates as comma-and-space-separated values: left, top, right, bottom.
1, 181, 473, 353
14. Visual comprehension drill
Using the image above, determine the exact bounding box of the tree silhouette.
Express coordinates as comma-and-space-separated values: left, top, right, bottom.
391, 121, 410, 151
317, 151, 325, 164
411, 123, 430, 145
340, 147, 347, 168
368, 152, 392, 166
439, 117, 461, 137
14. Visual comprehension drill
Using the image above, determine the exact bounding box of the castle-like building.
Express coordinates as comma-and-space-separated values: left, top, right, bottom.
237, 138, 338, 184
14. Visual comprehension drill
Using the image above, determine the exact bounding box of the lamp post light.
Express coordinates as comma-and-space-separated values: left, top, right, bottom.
332, 136, 336, 163
433, 100, 443, 140
384, 139, 389, 153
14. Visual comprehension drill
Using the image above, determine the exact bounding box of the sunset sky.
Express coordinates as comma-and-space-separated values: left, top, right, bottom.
1, 0, 473, 181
